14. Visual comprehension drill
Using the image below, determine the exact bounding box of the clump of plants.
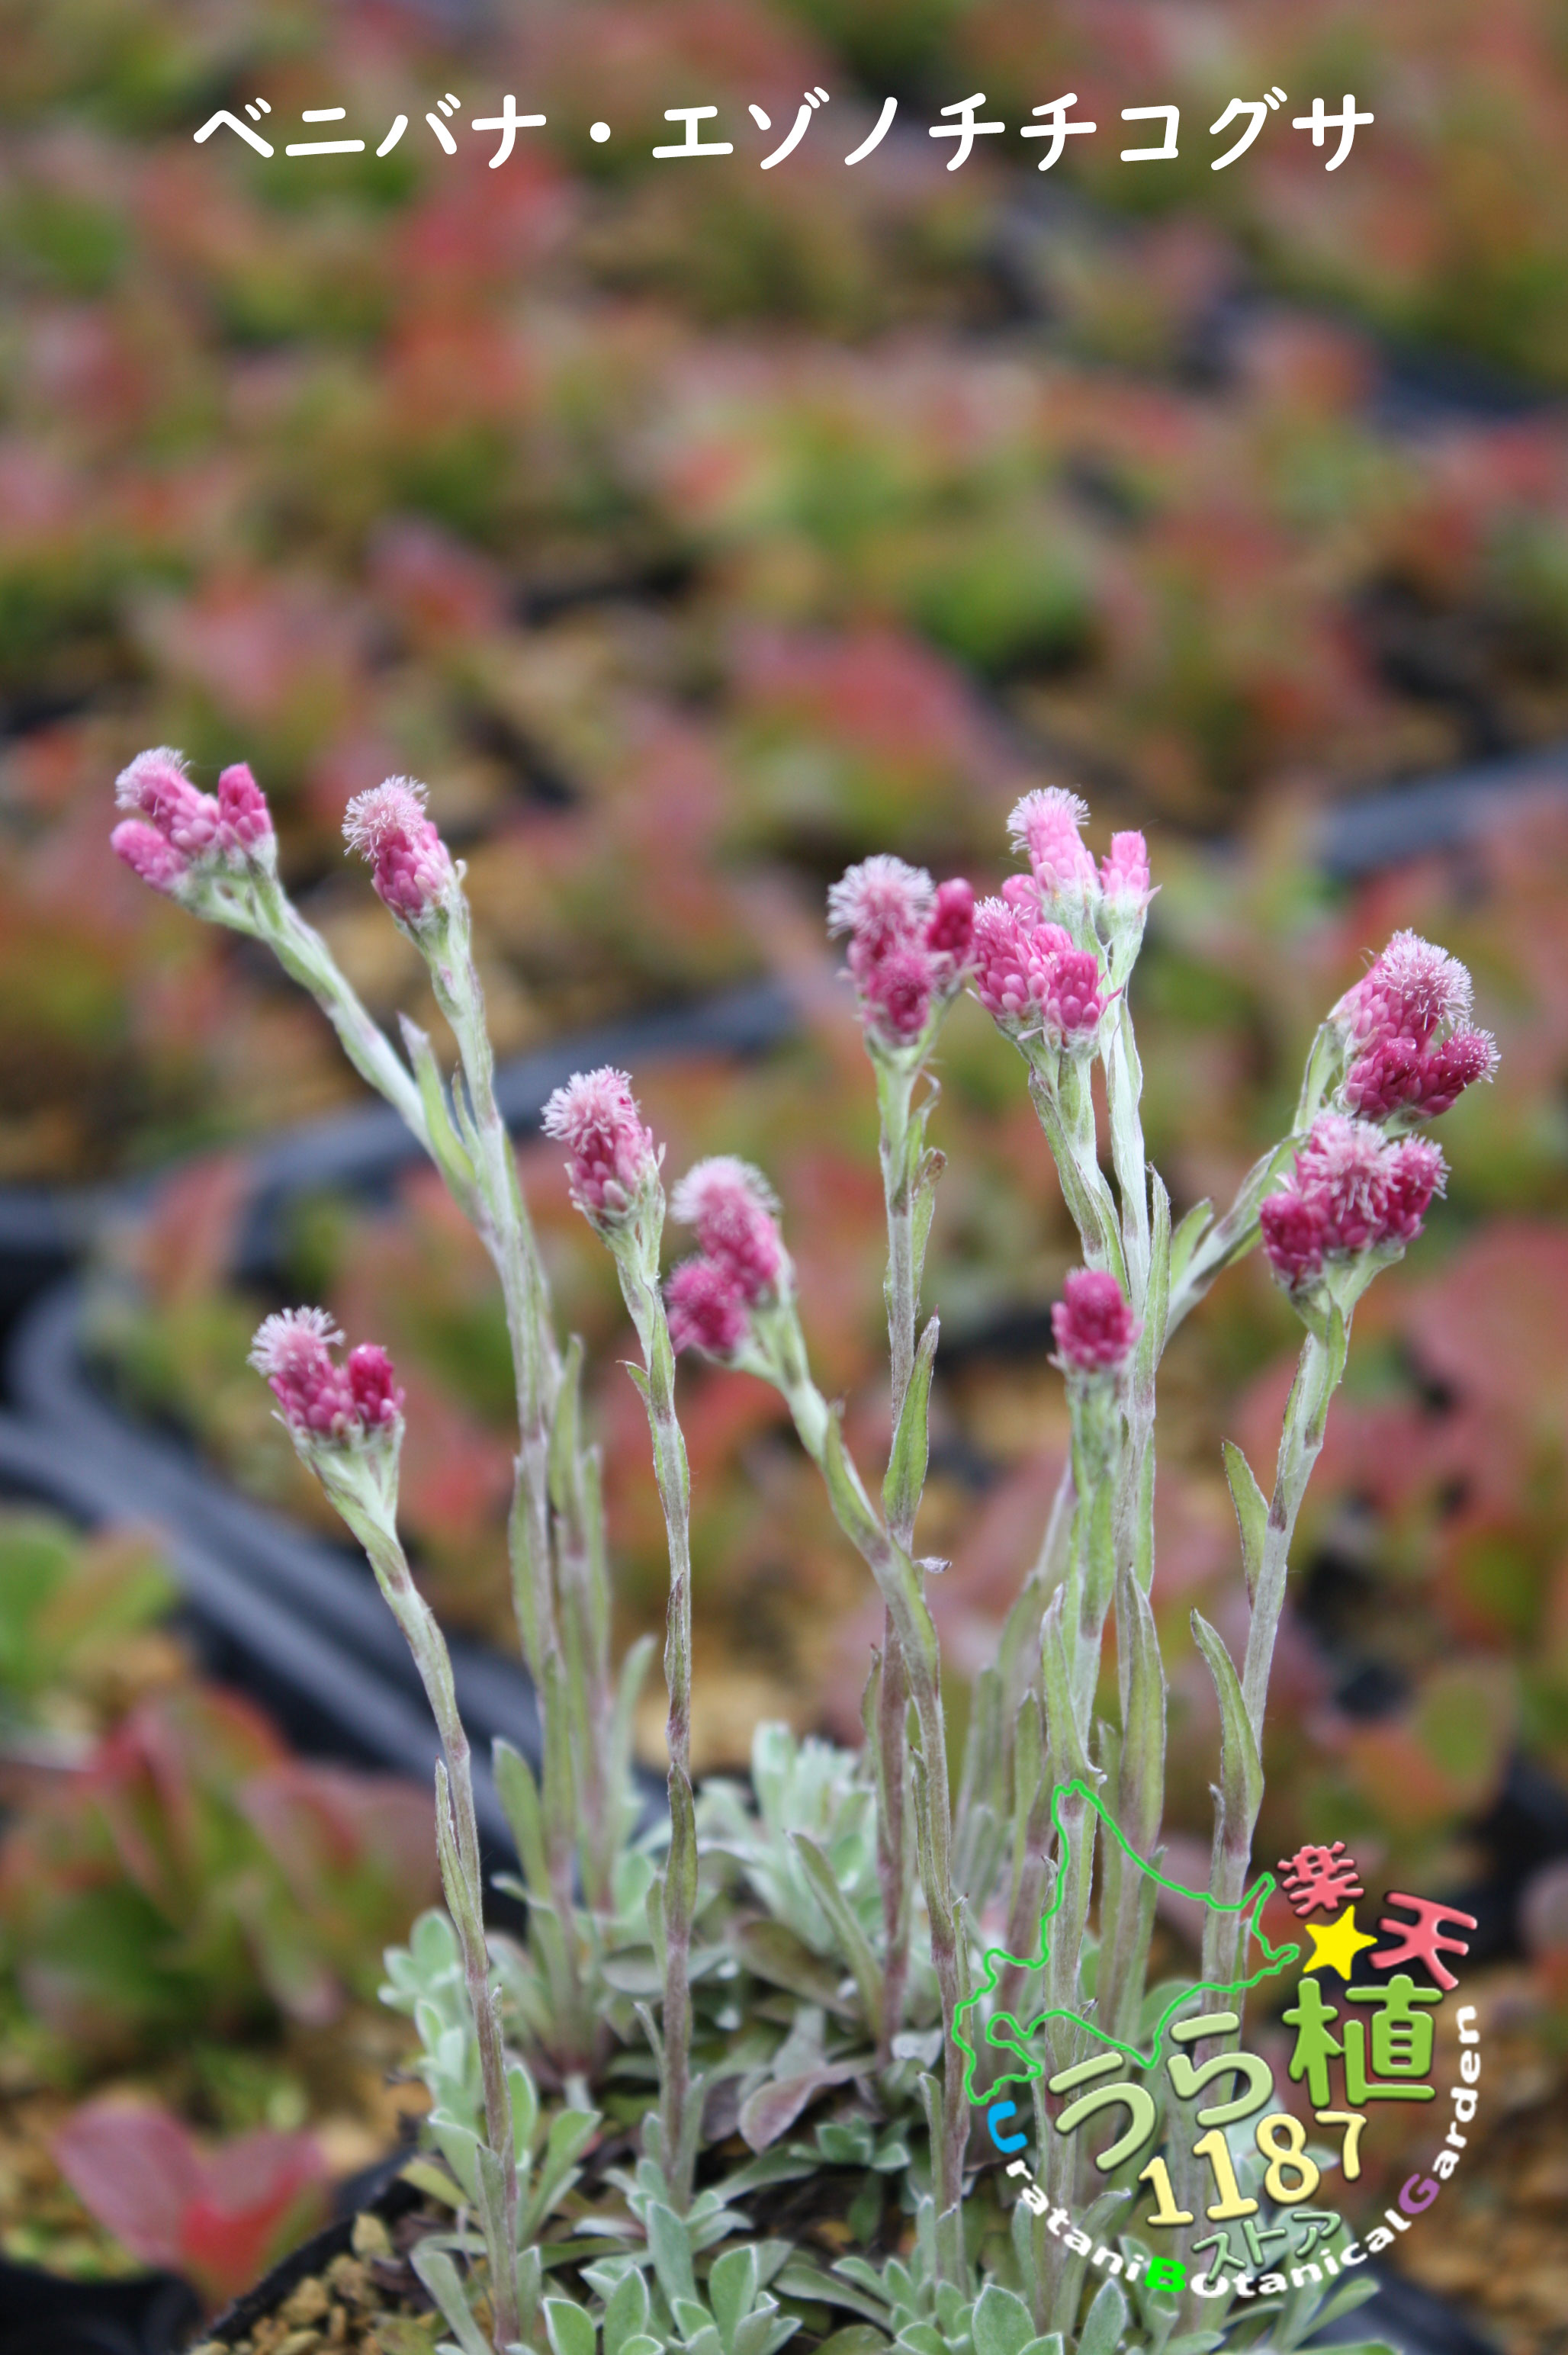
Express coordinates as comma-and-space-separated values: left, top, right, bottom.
111, 747, 1496, 2351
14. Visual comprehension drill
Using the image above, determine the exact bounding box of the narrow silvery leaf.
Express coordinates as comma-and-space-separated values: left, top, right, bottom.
883, 1312, 940, 1537
410, 2243, 493, 2355
493, 1738, 550, 1899
1190, 1609, 1263, 1832
792, 1832, 883, 2040
1222, 1438, 1268, 1604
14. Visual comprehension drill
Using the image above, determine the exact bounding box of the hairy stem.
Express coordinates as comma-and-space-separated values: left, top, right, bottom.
766, 1330, 969, 2243
342, 1496, 519, 2349
619, 1245, 698, 2212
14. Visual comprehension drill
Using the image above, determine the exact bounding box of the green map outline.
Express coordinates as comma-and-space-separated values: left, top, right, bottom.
956, 1778, 1302, 2106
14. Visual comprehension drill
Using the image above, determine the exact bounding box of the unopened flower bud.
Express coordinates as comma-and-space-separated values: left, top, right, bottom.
670, 1157, 785, 1303
665, 1255, 750, 1357
217, 762, 275, 857
541, 1066, 660, 1228
342, 777, 455, 926
1100, 831, 1152, 902
971, 898, 1106, 1044
926, 876, 975, 962
111, 818, 189, 897
1052, 1267, 1141, 1373
1380, 1135, 1447, 1242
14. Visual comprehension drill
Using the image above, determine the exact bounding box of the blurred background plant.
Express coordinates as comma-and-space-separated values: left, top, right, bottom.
4, 1, 1568, 2345
0, 1506, 436, 2276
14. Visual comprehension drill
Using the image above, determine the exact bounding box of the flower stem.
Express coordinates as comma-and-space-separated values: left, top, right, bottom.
618, 1242, 698, 2212
339, 1492, 520, 2350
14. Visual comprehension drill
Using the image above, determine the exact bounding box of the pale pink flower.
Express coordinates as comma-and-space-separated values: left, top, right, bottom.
115, 746, 221, 859
342, 778, 454, 924
1100, 831, 1152, 904
110, 818, 189, 897
670, 1157, 783, 1302
217, 762, 274, 854
1334, 930, 1473, 1049
665, 1255, 750, 1357
1292, 1113, 1394, 1254
541, 1067, 659, 1224
249, 1308, 403, 1440
1007, 788, 1098, 898
826, 856, 934, 956
1052, 1269, 1140, 1373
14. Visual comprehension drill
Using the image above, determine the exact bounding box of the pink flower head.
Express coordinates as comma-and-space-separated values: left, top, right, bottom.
1334, 930, 1473, 1051
111, 818, 189, 897
1052, 1268, 1141, 1373
1100, 831, 1152, 904
1007, 788, 1098, 899
249, 1309, 403, 1441
666, 1255, 750, 1357
926, 876, 975, 963
342, 777, 455, 924
826, 856, 934, 959
970, 898, 1106, 1043
115, 746, 221, 860
1343, 1024, 1499, 1123
541, 1066, 659, 1225
1260, 1113, 1449, 1290
670, 1157, 784, 1303
217, 762, 274, 855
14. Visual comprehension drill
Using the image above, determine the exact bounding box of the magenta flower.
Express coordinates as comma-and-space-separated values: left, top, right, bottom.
827, 856, 974, 1049
970, 898, 1106, 1043
1007, 788, 1099, 900
1260, 1113, 1448, 1290
112, 747, 277, 896
342, 778, 455, 924
1334, 930, 1473, 1049
1343, 1026, 1499, 1121
249, 1309, 403, 1441
670, 1158, 784, 1303
1052, 1269, 1141, 1373
926, 875, 975, 962
665, 1256, 750, 1357
541, 1067, 660, 1225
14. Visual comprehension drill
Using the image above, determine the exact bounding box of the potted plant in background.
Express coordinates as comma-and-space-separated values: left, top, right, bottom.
105, 744, 1496, 2353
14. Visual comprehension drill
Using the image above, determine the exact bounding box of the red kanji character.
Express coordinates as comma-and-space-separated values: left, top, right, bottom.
1278, 1840, 1364, 1919
1371, 1893, 1477, 1993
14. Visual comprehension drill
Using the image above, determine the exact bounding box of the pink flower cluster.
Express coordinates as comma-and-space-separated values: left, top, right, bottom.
111, 748, 274, 895
826, 856, 975, 1047
970, 897, 1107, 1041
342, 778, 455, 924
666, 1158, 786, 1356
1052, 1268, 1141, 1373
541, 1067, 660, 1225
1007, 789, 1151, 909
249, 1308, 403, 1441
1334, 931, 1497, 1122
1260, 1115, 1447, 1290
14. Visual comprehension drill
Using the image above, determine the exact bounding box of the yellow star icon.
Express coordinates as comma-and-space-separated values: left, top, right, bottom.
1303, 1904, 1378, 1978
